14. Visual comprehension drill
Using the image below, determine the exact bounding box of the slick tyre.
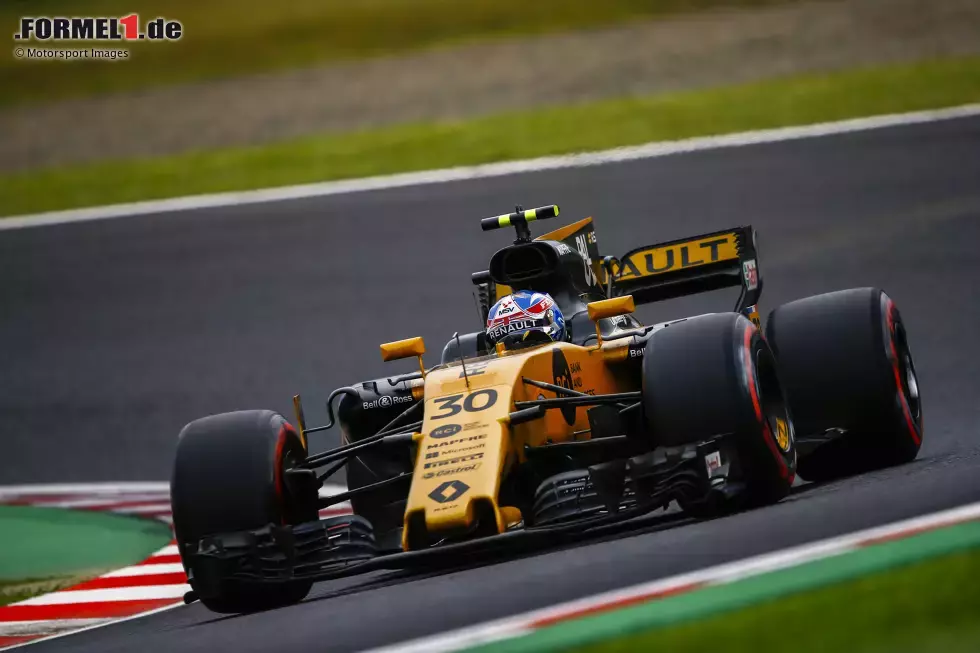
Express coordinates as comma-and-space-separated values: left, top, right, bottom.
766, 288, 922, 482
171, 410, 316, 614
643, 313, 796, 515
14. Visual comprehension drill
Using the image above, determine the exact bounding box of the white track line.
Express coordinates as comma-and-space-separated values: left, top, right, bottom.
1, 602, 187, 651
0, 482, 343, 501
110, 504, 174, 515
150, 544, 178, 557
0, 620, 109, 638
30, 496, 171, 509
101, 564, 185, 578
2, 104, 979, 231
0, 482, 170, 496
16, 586, 191, 606
366, 500, 980, 653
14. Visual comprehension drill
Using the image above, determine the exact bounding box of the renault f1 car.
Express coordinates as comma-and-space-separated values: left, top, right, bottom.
170, 205, 923, 613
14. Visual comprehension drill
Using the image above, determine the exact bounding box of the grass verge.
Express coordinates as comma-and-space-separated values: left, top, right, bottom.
2, 56, 979, 217
1, 577, 90, 607
577, 548, 980, 653
1, 0, 791, 107
0, 505, 172, 605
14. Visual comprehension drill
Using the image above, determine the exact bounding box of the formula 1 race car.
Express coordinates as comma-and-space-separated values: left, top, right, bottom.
170, 205, 923, 613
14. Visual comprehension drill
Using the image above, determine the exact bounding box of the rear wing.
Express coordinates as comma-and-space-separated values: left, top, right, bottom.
605, 226, 762, 313
470, 218, 761, 326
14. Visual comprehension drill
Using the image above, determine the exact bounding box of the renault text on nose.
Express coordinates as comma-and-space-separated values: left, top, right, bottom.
14, 15, 183, 42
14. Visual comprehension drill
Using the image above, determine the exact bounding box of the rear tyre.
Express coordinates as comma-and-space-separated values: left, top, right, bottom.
643, 313, 796, 515
766, 288, 922, 482
170, 410, 316, 613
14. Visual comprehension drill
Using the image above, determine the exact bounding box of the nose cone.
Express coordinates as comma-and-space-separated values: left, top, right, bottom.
403, 381, 513, 549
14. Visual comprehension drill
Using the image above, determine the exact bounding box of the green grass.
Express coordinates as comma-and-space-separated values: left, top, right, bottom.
577, 548, 980, 653
0, 505, 172, 581
0, 506, 172, 606
2, 56, 979, 217
1, 0, 791, 106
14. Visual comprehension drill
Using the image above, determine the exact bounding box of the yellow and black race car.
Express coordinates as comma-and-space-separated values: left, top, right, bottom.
170, 205, 923, 613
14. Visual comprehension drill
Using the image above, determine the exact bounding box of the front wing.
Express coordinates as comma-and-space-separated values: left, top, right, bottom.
181, 438, 734, 599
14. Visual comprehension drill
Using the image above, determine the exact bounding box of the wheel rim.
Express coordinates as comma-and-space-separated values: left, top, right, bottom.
899, 342, 921, 421
768, 415, 792, 452
755, 348, 794, 454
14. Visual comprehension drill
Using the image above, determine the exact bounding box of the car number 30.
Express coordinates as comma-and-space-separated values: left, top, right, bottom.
430, 389, 498, 419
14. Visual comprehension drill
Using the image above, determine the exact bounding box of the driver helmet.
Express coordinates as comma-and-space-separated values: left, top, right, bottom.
486, 291, 566, 348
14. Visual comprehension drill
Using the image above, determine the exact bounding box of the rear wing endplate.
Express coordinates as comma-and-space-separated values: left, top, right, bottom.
605, 226, 761, 313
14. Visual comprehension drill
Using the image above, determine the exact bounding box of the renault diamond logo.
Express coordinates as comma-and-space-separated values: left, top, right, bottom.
428, 480, 469, 504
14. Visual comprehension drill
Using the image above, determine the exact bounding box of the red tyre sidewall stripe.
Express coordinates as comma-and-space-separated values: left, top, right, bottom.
274, 424, 289, 525
744, 325, 789, 479
744, 326, 764, 423
885, 299, 921, 446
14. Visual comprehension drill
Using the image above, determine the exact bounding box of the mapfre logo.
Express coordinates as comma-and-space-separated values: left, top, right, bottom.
14, 15, 183, 42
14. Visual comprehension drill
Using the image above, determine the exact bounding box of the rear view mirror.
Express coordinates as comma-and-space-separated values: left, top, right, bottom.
586, 296, 635, 347
380, 336, 427, 378
380, 336, 426, 362
587, 295, 635, 322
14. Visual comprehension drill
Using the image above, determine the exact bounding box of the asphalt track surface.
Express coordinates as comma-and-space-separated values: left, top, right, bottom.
2, 115, 980, 651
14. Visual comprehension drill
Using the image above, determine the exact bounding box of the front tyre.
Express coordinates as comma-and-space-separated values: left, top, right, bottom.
643, 313, 796, 515
766, 288, 922, 482
170, 410, 316, 613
